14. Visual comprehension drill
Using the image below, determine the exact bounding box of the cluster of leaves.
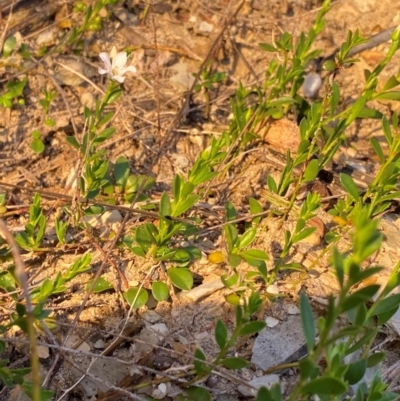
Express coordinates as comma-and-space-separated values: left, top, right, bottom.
255, 208, 400, 401
178, 292, 266, 401
0, 78, 26, 108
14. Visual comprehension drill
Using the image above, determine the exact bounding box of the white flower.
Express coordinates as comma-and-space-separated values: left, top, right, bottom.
98, 46, 136, 83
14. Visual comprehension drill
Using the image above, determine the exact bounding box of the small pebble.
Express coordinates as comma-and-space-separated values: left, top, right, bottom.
287, 305, 300, 315
303, 73, 322, 98
94, 339, 105, 349
265, 316, 279, 328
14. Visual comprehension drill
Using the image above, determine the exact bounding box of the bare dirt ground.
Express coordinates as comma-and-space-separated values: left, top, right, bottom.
1, 0, 400, 400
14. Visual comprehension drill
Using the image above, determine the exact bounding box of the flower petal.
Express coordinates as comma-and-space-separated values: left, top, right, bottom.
113, 52, 128, 69
119, 65, 137, 75
98, 67, 109, 75
110, 46, 118, 58
99, 52, 112, 70
112, 74, 126, 83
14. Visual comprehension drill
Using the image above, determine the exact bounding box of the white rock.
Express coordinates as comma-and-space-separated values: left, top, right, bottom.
36, 27, 58, 46
37, 345, 50, 359
170, 153, 189, 169
252, 315, 313, 370
287, 304, 300, 315
266, 285, 280, 295
143, 310, 162, 324
238, 374, 281, 397
152, 382, 168, 399
265, 316, 280, 328
100, 210, 122, 225
94, 339, 105, 349
198, 21, 214, 35
303, 73, 322, 98
84, 210, 122, 228
149, 323, 168, 341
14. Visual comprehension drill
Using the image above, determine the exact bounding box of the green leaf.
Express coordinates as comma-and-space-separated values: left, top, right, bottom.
225, 201, 237, 221
160, 191, 171, 217
340, 173, 360, 201
300, 377, 347, 396
114, 156, 130, 186
370, 137, 385, 163
259, 43, 277, 52
344, 359, 366, 385
373, 91, 400, 101
341, 285, 381, 312
86, 277, 114, 293
299, 359, 319, 381
0, 271, 16, 294
302, 159, 319, 182
65, 135, 80, 150
173, 174, 181, 201
31, 138, 45, 154
382, 75, 400, 91
224, 224, 238, 251
249, 197, 263, 216
104, 88, 123, 104
382, 116, 393, 145
221, 273, 239, 288
367, 352, 385, 367
215, 320, 228, 350
123, 287, 148, 308
356, 107, 383, 119
136, 223, 157, 252
238, 321, 266, 336
185, 386, 211, 401
193, 348, 208, 375
95, 110, 112, 127
220, 357, 248, 369
238, 249, 269, 260
173, 195, 200, 216
151, 281, 169, 301
183, 246, 201, 260
267, 175, 278, 193
238, 228, 257, 249
293, 227, 316, 243
92, 127, 116, 145
3, 36, 17, 57
300, 292, 315, 352
345, 96, 368, 125
167, 267, 193, 290
368, 293, 400, 317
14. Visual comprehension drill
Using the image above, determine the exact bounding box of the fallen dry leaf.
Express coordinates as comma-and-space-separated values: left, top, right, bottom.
258, 118, 301, 154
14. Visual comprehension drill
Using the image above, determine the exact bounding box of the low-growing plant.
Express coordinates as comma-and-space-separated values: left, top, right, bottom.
2, 0, 400, 399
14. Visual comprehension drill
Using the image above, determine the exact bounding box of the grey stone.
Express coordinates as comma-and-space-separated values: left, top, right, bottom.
251, 315, 310, 370
238, 374, 281, 397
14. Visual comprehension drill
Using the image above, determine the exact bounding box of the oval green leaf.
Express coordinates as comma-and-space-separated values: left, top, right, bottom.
344, 359, 366, 385
340, 173, 360, 201
300, 377, 347, 396
86, 277, 114, 293
221, 357, 248, 369
185, 386, 211, 401
152, 281, 169, 302
302, 159, 319, 183
167, 267, 193, 290
215, 319, 227, 350
123, 287, 148, 308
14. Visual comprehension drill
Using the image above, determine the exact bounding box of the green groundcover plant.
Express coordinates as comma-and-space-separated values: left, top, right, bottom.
1, 0, 400, 399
